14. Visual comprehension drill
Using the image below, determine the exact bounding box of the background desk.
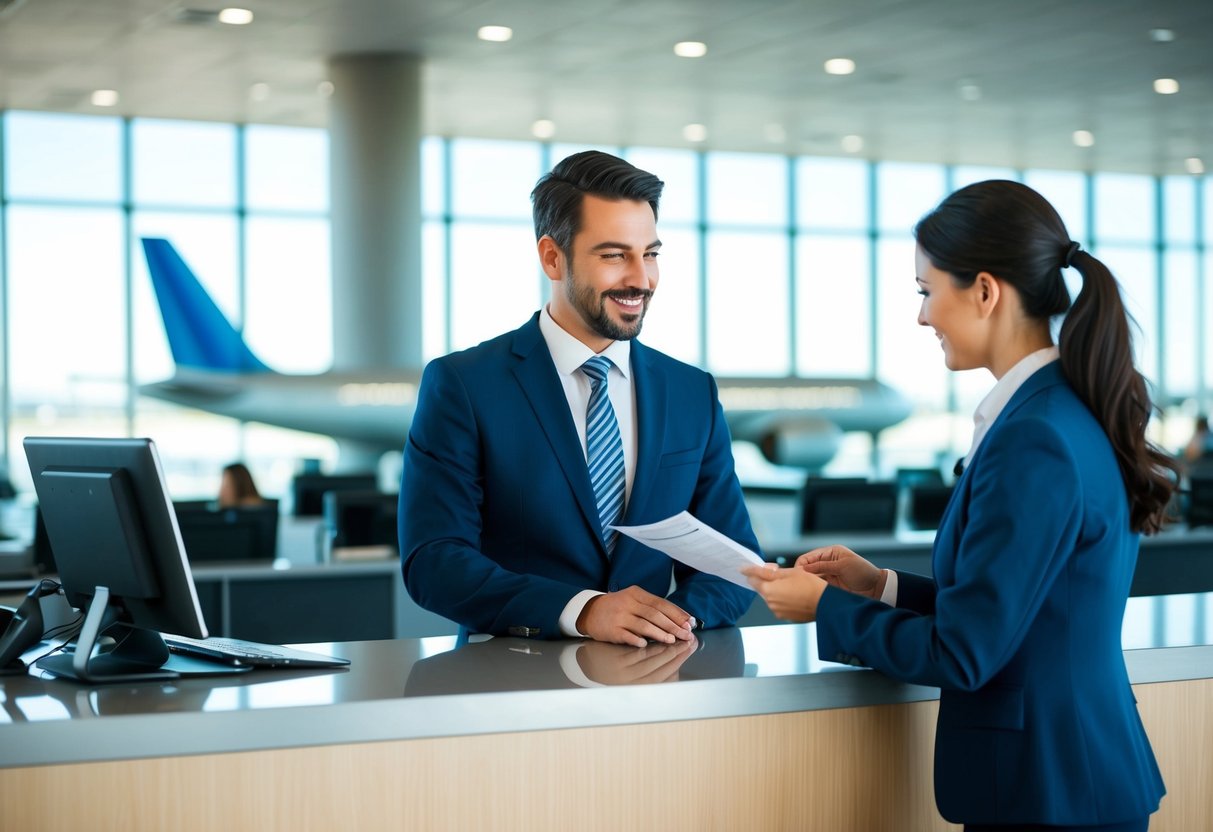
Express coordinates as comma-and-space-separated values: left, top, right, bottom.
2, 593, 1212, 831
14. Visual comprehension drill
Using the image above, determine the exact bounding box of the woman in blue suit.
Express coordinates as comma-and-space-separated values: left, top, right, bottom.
745, 181, 1179, 832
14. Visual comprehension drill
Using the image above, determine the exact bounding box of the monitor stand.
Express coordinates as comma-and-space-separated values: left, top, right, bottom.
34, 585, 245, 683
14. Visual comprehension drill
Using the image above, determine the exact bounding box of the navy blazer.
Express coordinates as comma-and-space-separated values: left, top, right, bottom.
816, 361, 1164, 826
399, 313, 756, 638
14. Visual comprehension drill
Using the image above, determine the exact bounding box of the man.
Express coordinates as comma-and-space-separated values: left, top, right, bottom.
399, 150, 757, 647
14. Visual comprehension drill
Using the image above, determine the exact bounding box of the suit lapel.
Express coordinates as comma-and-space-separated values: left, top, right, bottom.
624, 341, 665, 524
509, 315, 605, 553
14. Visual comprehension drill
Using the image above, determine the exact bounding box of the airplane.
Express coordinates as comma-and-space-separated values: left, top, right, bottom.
139, 238, 912, 471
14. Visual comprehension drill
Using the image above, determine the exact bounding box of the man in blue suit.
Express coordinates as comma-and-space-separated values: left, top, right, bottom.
399, 151, 756, 646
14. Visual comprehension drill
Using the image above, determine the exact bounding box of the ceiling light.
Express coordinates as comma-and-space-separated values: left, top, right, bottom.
1153, 77, 1179, 95
1149, 28, 1175, 43
958, 80, 982, 102
824, 58, 856, 76
674, 41, 707, 58
1186, 157, 1205, 175
317, 81, 334, 98
531, 119, 556, 139
477, 25, 513, 42
763, 123, 787, 143
1072, 130, 1095, 148
217, 8, 253, 25
248, 83, 270, 102
841, 135, 864, 153
91, 89, 119, 107
683, 123, 707, 143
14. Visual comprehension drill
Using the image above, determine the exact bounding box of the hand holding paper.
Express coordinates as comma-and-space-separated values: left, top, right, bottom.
611, 511, 765, 589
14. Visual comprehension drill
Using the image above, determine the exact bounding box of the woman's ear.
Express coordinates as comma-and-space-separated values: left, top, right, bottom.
974, 271, 1001, 320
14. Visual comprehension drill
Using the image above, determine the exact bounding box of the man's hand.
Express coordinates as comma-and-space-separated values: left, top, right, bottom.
740, 564, 827, 623
796, 545, 886, 600
575, 637, 697, 685
577, 585, 696, 647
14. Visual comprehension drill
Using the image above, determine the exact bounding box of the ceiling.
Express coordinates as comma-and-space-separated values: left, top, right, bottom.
1, 0, 1211, 175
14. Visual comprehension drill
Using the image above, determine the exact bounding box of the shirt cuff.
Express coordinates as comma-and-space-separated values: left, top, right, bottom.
559, 589, 605, 637
879, 569, 898, 606
558, 642, 602, 687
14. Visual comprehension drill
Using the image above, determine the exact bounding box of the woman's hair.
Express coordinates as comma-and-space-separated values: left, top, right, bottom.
219, 462, 262, 507
914, 179, 1178, 533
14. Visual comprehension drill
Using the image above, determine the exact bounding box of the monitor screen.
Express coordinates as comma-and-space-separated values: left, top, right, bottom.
801, 479, 897, 534
23, 436, 211, 683
324, 490, 397, 553
291, 472, 378, 517
174, 501, 279, 563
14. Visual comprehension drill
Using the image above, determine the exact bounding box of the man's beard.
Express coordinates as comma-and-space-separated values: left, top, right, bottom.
565, 269, 653, 342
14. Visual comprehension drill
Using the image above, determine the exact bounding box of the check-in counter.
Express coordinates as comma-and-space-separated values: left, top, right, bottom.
2, 593, 1211, 831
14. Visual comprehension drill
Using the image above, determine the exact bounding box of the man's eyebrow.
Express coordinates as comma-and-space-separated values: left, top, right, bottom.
588, 239, 663, 252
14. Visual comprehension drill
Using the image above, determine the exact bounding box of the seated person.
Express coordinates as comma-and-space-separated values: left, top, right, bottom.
217, 462, 265, 508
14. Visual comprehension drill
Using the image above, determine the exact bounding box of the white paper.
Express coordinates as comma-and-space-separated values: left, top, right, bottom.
611, 511, 765, 589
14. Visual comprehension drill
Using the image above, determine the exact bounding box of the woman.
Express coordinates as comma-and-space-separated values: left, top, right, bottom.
217, 462, 265, 508
744, 180, 1178, 832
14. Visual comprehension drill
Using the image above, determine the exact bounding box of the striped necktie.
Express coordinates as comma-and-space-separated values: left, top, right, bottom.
581, 355, 626, 555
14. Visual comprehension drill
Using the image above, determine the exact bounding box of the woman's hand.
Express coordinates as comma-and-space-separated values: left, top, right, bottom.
796, 545, 886, 600
741, 565, 827, 623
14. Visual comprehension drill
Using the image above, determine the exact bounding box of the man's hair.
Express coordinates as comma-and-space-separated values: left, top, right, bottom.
530, 150, 664, 256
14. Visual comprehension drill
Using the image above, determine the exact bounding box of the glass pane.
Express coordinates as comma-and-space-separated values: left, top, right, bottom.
1162, 250, 1198, 397
421, 136, 446, 218
797, 157, 869, 231
550, 143, 621, 163
451, 139, 542, 219
1095, 246, 1158, 386
422, 221, 448, 360
795, 235, 871, 376
1023, 169, 1088, 244
876, 237, 946, 407
1163, 176, 1196, 244
131, 212, 240, 384
951, 166, 1019, 188
7, 205, 126, 417
706, 152, 788, 227
245, 125, 329, 212
1205, 178, 1213, 245
637, 227, 700, 366
705, 231, 789, 375
449, 223, 540, 350
5, 111, 122, 202
876, 162, 946, 234
625, 147, 699, 226
245, 217, 332, 373
1093, 173, 1155, 244
133, 405, 242, 499
133, 119, 237, 208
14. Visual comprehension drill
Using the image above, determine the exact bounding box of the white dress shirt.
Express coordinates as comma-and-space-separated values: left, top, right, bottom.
538, 306, 638, 636
880, 345, 1061, 607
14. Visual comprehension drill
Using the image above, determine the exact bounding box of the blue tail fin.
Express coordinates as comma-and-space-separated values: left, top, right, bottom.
141, 238, 270, 373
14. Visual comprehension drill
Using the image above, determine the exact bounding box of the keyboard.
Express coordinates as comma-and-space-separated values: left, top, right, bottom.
163, 634, 351, 668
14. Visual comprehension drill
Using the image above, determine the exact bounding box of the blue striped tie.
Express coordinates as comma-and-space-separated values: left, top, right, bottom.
581, 356, 626, 555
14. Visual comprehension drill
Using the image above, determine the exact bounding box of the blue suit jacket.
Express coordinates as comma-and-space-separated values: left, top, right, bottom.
399, 313, 756, 638
816, 362, 1164, 825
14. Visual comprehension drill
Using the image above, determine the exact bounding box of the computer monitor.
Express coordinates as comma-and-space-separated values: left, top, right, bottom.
323, 490, 397, 558
1188, 477, 1213, 528
290, 472, 378, 517
174, 501, 279, 563
801, 479, 898, 534
23, 436, 232, 683
906, 484, 955, 530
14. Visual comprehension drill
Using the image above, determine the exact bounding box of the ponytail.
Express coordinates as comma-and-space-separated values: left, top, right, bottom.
1059, 249, 1179, 533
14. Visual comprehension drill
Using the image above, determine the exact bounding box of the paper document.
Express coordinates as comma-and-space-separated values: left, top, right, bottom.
611, 511, 765, 589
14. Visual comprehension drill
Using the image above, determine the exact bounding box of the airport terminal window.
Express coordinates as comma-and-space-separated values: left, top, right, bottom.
421, 136, 446, 218
245, 125, 329, 213
1022, 169, 1088, 244
1163, 250, 1199, 398
796, 157, 869, 231
705, 230, 790, 376
876, 162, 946, 234
450, 138, 541, 219
449, 221, 542, 351
950, 166, 1020, 189
624, 147, 700, 225
132, 120, 237, 208
795, 235, 871, 377
1164, 176, 1197, 245
875, 236, 947, 408
1094, 173, 1156, 245
1096, 245, 1158, 386
3, 111, 122, 202
706, 152, 788, 227
422, 220, 449, 361
634, 226, 700, 366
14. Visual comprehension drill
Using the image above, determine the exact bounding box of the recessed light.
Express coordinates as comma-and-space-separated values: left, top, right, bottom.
1153, 77, 1179, 95
841, 134, 864, 153
824, 58, 856, 76
218, 8, 253, 25
478, 25, 513, 42
1186, 157, 1205, 175
1073, 130, 1095, 148
249, 83, 270, 102
1149, 28, 1175, 43
763, 123, 787, 143
674, 41, 707, 58
91, 89, 119, 107
317, 81, 334, 98
683, 123, 707, 143
531, 119, 556, 139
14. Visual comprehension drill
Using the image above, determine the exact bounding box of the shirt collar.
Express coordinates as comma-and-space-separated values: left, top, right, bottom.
539, 305, 631, 378
972, 345, 1060, 437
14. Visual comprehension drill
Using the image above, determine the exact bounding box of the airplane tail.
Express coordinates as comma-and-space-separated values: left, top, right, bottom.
141, 237, 270, 373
